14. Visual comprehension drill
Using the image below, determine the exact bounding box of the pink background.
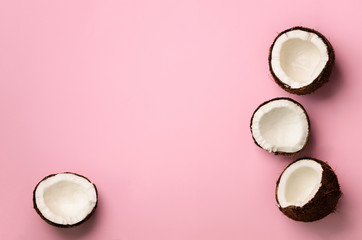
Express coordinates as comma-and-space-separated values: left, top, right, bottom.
1, 0, 361, 239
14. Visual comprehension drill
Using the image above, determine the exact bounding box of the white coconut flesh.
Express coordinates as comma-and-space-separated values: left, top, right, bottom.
251, 99, 309, 153
277, 159, 323, 208
34, 173, 97, 225
271, 30, 329, 89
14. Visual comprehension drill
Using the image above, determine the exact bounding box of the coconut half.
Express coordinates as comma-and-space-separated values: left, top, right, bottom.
276, 158, 341, 222
33, 172, 98, 227
250, 98, 310, 155
269, 26, 335, 95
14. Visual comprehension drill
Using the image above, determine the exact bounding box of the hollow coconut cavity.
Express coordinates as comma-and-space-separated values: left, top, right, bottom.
276, 158, 341, 222
269, 26, 335, 95
33, 172, 98, 227
250, 98, 310, 155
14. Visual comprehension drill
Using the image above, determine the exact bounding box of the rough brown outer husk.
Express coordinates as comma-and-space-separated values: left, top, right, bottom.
250, 97, 310, 156
276, 158, 341, 222
33, 172, 98, 228
269, 26, 335, 95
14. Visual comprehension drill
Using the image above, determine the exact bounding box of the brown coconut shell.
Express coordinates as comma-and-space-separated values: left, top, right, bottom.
269, 26, 335, 95
276, 158, 341, 222
250, 97, 310, 156
33, 172, 98, 228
